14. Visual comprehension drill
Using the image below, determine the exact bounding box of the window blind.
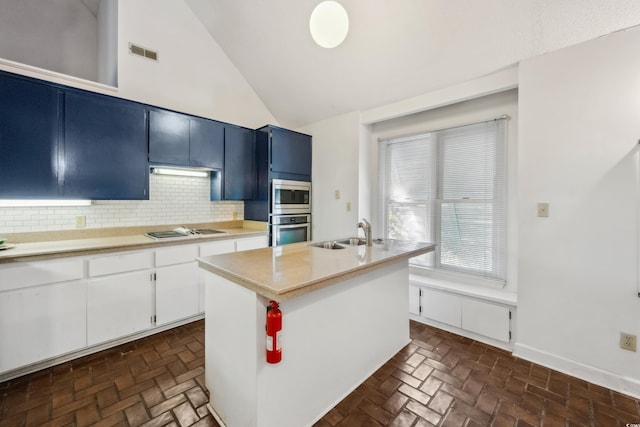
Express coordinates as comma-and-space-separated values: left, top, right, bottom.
381, 117, 507, 281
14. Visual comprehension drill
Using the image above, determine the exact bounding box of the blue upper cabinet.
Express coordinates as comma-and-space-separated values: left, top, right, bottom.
0, 72, 61, 198
270, 126, 312, 180
63, 91, 149, 200
190, 117, 224, 170
149, 110, 225, 170
221, 125, 255, 200
149, 110, 190, 166
245, 125, 312, 221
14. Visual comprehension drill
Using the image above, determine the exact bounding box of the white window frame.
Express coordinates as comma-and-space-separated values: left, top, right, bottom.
379, 116, 508, 283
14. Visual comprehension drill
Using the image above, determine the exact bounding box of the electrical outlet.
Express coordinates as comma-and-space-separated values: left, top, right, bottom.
346, 201, 351, 212
232, 211, 238, 220
75, 215, 86, 228
537, 202, 549, 217
335, 190, 341, 200
620, 332, 637, 352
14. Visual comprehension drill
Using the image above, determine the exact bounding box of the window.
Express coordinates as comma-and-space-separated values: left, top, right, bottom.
380, 117, 507, 281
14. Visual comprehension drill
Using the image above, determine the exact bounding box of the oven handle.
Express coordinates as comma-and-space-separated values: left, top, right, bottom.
273, 223, 310, 230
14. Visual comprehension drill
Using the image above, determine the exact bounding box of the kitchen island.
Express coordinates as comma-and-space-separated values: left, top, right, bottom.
197, 239, 435, 427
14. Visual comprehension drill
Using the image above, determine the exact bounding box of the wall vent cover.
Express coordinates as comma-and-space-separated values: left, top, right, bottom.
129, 43, 158, 62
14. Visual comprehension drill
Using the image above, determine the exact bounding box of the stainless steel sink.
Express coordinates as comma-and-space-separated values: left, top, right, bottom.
310, 241, 346, 250
335, 237, 366, 246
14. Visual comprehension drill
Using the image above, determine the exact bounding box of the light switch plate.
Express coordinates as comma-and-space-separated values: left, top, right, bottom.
537, 202, 549, 217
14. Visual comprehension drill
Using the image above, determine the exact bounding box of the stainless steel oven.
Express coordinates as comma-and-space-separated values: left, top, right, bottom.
272, 179, 311, 215
271, 214, 311, 246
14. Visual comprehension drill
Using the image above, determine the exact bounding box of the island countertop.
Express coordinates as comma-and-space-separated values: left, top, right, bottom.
197, 239, 435, 301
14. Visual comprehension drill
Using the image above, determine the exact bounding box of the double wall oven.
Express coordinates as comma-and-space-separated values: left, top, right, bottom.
270, 179, 311, 246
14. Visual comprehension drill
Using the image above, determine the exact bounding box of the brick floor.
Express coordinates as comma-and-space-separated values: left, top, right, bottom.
1, 320, 639, 426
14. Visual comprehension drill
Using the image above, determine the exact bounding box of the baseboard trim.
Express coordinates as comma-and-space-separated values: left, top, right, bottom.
513, 342, 640, 400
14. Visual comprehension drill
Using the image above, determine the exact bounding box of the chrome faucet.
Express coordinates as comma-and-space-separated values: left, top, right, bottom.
358, 218, 373, 246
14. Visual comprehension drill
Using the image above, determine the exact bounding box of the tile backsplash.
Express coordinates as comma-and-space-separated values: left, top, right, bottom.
0, 174, 244, 233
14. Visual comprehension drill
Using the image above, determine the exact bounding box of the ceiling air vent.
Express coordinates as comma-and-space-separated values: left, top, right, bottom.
129, 43, 158, 62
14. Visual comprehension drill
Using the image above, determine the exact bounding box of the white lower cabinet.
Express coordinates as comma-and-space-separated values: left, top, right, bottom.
0, 279, 87, 372
87, 270, 153, 346
409, 284, 421, 316
461, 298, 511, 343
155, 244, 200, 325
0, 232, 268, 378
87, 250, 153, 345
421, 288, 462, 328
156, 262, 200, 325
412, 284, 513, 345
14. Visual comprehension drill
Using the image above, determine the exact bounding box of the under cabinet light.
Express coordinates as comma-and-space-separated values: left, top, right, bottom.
151, 167, 210, 178
0, 199, 93, 207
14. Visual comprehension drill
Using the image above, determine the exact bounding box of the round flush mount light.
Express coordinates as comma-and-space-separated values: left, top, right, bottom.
309, 1, 349, 48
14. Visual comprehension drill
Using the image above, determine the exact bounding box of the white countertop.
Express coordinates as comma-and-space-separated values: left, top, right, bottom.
197, 239, 436, 301
0, 226, 266, 262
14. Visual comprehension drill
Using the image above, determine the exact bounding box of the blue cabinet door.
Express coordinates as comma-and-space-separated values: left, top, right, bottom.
223, 126, 255, 200
63, 91, 148, 199
0, 73, 61, 198
190, 117, 224, 169
149, 110, 190, 166
270, 127, 312, 179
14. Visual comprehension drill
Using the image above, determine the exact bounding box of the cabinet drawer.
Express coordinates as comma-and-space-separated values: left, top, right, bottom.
89, 251, 152, 277
0, 259, 84, 292
235, 236, 268, 252
200, 240, 236, 257
155, 244, 198, 267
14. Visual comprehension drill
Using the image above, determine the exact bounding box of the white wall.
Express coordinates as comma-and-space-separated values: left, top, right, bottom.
0, 0, 276, 129
515, 27, 640, 397
117, 0, 276, 129
0, 0, 98, 82
97, 0, 118, 86
298, 112, 361, 241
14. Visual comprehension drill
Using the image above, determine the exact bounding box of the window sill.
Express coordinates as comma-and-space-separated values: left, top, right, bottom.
410, 267, 517, 306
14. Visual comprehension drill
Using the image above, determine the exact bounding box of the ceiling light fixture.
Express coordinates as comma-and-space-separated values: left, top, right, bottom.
151, 167, 210, 178
309, 1, 349, 49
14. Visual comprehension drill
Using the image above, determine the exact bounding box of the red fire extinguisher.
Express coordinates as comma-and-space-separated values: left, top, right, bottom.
266, 300, 282, 364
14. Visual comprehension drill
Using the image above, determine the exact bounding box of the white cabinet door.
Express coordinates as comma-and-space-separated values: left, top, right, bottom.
421, 288, 462, 328
235, 235, 268, 252
87, 270, 152, 345
462, 298, 511, 343
0, 280, 87, 373
156, 262, 200, 326
409, 284, 421, 316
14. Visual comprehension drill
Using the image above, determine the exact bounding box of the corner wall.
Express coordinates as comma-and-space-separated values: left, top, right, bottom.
298, 112, 361, 241
117, 0, 276, 129
515, 26, 640, 397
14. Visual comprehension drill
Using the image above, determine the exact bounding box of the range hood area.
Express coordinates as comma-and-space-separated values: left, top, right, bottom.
150, 166, 212, 178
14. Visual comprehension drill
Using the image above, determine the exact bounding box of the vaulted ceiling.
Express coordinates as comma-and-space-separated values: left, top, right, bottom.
187, 0, 640, 129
